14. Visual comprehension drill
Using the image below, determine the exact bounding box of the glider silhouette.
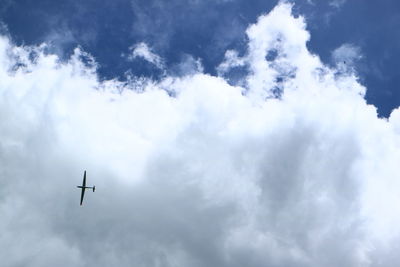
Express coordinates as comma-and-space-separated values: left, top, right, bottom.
77, 170, 95, 206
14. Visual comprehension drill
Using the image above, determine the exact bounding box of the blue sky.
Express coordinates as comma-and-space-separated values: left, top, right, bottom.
1, 0, 399, 116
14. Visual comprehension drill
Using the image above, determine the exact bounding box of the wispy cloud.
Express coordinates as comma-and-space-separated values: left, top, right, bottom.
128, 42, 165, 69
217, 50, 246, 75
329, 0, 347, 9
331, 43, 362, 73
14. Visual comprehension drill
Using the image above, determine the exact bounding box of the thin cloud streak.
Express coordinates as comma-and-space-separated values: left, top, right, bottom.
128, 42, 165, 69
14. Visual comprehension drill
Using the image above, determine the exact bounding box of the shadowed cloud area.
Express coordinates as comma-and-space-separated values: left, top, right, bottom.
1, 3, 400, 267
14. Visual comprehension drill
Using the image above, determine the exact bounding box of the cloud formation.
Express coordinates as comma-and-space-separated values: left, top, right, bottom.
1, 3, 400, 267
128, 42, 165, 69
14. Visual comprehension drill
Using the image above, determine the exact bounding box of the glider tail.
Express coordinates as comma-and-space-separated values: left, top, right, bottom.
93, 186, 96, 192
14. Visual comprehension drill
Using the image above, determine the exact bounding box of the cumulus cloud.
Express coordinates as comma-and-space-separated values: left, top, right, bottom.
128, 42, 164, 69
1, 3, 400, 267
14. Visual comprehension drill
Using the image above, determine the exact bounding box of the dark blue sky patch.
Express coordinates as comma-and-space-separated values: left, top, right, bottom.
266, 49, 279, 62
296, 0, 400, 117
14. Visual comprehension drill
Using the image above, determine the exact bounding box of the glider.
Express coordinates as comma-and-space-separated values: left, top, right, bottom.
77, 170, 95, 206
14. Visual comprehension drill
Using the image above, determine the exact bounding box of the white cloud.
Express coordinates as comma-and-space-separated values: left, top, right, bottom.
170, 54, 204, 76
217, 49, 246, 75
128, 42, 164, 69
1, 3, 400, 267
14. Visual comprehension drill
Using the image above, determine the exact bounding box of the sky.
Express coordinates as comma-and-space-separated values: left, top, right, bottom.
1, 1, 400, 267
1, 0, 400, 116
